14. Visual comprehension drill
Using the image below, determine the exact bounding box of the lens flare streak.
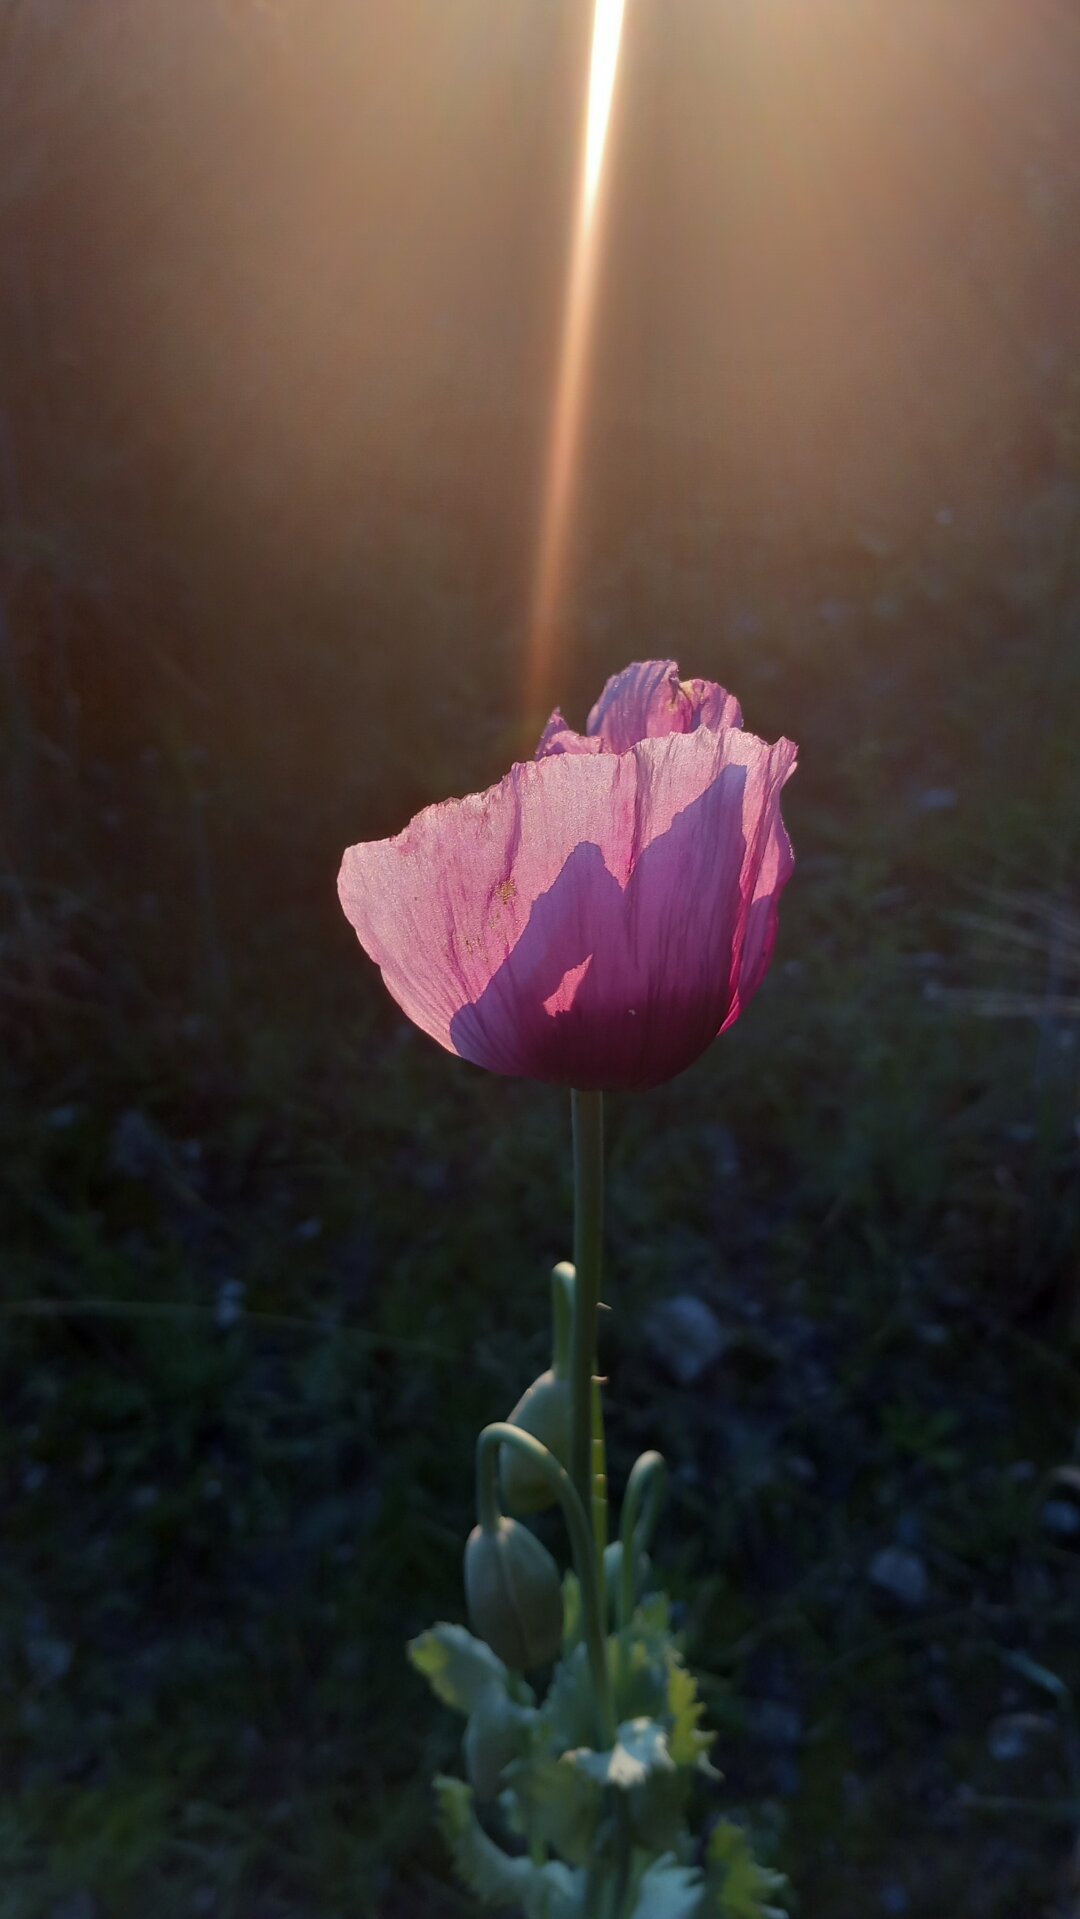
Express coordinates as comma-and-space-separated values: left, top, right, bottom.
525, 0, 627, 721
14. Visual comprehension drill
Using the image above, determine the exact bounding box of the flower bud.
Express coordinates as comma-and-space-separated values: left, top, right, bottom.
464, 1518, 564, 1671
499, 1369, 573, 1514
464, 1688, 533, 1802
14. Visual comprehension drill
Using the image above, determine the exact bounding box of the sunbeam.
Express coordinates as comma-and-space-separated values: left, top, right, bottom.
524, 0, 627, 725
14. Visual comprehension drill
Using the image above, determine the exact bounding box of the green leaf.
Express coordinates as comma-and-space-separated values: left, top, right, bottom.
667, 1658, 718, 1773
611, 1589, 676, 1723
705, 1820, 790, 1919
612, 1628, 669, 1724
505, 1746, 602, 1866
408, 1623, 517, 1716
567, 1717, 676, 1788
542, 1640, 597, 1751
628, 1853, 705, 1919
434, 1776, 582, 1917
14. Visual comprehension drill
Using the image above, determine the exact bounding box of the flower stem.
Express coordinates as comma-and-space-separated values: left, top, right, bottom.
570, 1089, 605, 1555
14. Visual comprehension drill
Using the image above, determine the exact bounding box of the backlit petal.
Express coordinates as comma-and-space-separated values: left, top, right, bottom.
339, 715, 796, 1090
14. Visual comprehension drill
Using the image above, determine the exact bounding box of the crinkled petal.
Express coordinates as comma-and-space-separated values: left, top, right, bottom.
678, 674, 744, 734
586, 660, 743, 752
535, 707, 604, 758
339, 725, 796, 1090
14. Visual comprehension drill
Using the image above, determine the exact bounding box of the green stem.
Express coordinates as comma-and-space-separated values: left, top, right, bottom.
617, 1451, 667, 1632
476, 1423, 615, 1745
570, 1089, 605, 1543
591, 1372, 609, 1560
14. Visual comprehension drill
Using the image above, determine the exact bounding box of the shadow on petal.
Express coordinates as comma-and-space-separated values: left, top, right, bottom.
450, 766, 757, 1090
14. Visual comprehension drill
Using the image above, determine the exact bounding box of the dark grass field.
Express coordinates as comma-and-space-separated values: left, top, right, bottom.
3, 6, 1080, 1917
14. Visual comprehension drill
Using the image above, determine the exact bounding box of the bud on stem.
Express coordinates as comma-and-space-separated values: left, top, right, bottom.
473, 1422, 615, 1745
464, 1518, 563, 1671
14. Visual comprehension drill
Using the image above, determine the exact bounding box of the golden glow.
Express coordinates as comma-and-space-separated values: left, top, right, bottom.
584, 0, 628, 224
525, 0, 628, 723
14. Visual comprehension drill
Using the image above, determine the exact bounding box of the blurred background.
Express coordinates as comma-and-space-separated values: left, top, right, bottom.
2, 3, 1080, 1914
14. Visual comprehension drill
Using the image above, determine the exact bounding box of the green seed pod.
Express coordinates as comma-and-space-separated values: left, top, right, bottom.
464, 1518, 564, 1671
499, 1369, 573, 1514
463, 1688, 534, 1802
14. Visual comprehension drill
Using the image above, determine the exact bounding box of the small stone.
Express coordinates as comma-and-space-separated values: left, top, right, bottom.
1041, 1499, 1080, 1541
987, 1711, 1058, 1765
643, 1295, 729, 1386
868, 1546, 929, 1609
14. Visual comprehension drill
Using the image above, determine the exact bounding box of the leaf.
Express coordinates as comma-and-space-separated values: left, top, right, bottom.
705, 1821, 790, 1919
612, 1626, 670, 1724
542, 1640, 597, 1751
611, 1593, 681, 1725
667, 1658, 718, 1773
567, 1717, 676, 1788
628, 1852, 705, 1919
505, 1746, 602, 1867
408, 1624, 514, 1717
434, 1776, 582, 1917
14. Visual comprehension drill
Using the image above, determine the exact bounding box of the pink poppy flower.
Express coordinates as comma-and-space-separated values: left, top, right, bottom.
338, 661, 796, 1091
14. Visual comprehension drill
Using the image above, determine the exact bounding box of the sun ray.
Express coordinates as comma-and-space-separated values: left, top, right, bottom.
524, 0, 627, 726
